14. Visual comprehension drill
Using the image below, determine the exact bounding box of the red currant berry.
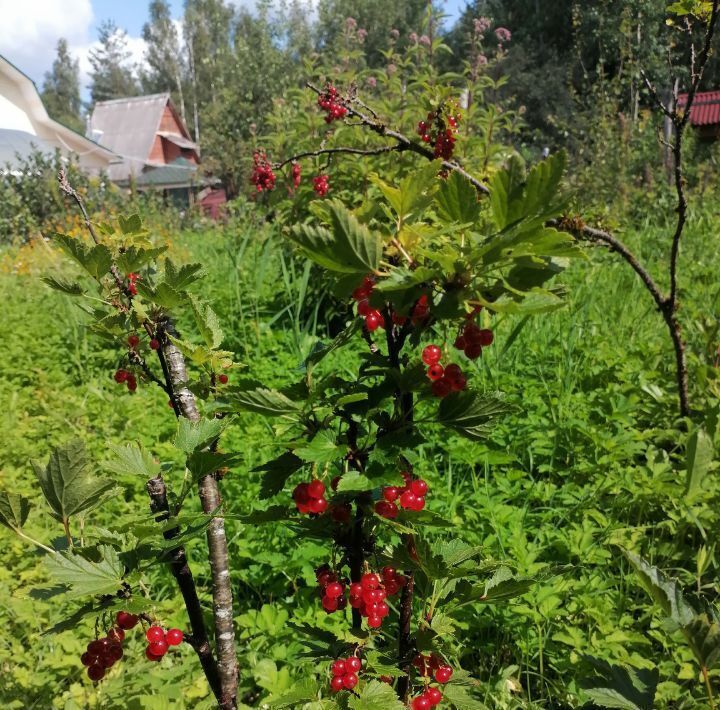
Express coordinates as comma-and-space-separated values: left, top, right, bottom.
114, 369, 128, 383
411, 479, 428, 496
87, 664, 105, 681
426, 686, 443, 705
412, 696, 431, 710
349, 582, 363, 597
145, 626, 165, 644
145, 647, 162, 662
80, 652, 93, 666
377, 601, 390, 617
346, 656, 362, 672
343, 672, 359, 689
382, 566, 396, 579
308, 496, 328, 514
427, 364, 444, 381
367, 614, 382, 628
361, 573, 381, 590
383, 486, 400, 502
325, 582, 343, 599
166, 628, 183, 646
330, 675, 345, 692
331, 659, 347, 676
411, 496, 426, 511
375, 500, 399, 519
478, 328, 494, 346
322, 595, 339, 612
431, 378, 452, 397
365, 310, 383, 331
464, 343, 482, 359
444, 363, 463, 381
116, 611, 138, 629
435, 665, 453, 683
149, 338, 160, 350
307, 479, 325, 498
149, 639, 169, 656
218, 373, 229, 384
453, 335, 467, 350
126, 376, 137, 392
399, 489, 418, 509
128, 334, 140, 348
422, 344, 442, 365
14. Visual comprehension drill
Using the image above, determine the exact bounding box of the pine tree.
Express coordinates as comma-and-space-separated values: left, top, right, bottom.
88, 21, 140, 104
141, 0, 187, 122
41, 39, 82, 132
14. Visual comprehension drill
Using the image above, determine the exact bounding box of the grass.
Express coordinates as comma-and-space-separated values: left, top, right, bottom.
0, 208, 718, 708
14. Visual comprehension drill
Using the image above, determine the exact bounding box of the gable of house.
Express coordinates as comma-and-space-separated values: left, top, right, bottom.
89, 94, 199, 184
0, 54, 117, 173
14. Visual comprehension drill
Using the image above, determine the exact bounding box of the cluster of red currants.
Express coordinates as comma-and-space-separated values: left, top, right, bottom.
251, 150, 276, 193
329, 655, 362, 692
293, 479, 328, 514
454, 321, 493, 360
80, 611, 138, 681
422, 344, 468, 398
316, 565, 348, 614
351, 275, 386, 332
417, 106, 461, 160
114, 368, 137, 392
410, 654, 454, 709
376, 473, 429, 518
145, 625, 184, 662
317, 84, 348, 123
126, 272, 141, 296
348, 569, 401, 629
313, 174, 330, 197
291, 162, 301, 190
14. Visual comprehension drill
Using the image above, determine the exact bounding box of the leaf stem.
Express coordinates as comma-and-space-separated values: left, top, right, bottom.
703, 666, 716, 710
62, 518, 73, 547
16, 529, 57, 555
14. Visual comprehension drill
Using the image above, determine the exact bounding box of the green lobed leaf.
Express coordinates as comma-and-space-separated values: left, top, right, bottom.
44, 545, 124, 598
187, 451, 240, 482
175, 418, 227, 454
229, 387, 302, 417
255, 452, 306, 499
53, 233, 112, 279
114, 245, 167, 273
118, 214, 143, 235
435, 169, 481, 224
42, 276, 85, 295
266, 678, 318, 708
347, 680, 405, 710
164, 258, 205, 290
289, 201, 382, 274
580, 657, 658, 710
435, 391, 514, 440
684, 613, 720, 669
436, 683, 487, 710
31, 440, 115, 523
294, 430, 347, 465
105, 443, 161, 478
0, 490, 31, 530
189, 293, 223, 349
621, 549, 696, 627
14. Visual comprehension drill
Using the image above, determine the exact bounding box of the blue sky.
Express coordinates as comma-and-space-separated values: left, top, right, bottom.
1, 0, 468, 93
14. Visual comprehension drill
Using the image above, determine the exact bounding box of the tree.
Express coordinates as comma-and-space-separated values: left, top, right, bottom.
316, 0, 429, 66
182, 0, 234, 142
88, 21, 140, 105
41, 39, 82, 132
141, 0, 187, 123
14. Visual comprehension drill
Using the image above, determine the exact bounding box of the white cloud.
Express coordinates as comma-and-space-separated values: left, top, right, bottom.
0, 0, 94, 83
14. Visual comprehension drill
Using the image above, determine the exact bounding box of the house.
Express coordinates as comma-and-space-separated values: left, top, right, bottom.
87, 94, 203, 204
0, 54, 116, 174
677, 91, 720, 139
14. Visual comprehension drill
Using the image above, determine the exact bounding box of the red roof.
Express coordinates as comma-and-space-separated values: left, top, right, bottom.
677, 91, 720, 126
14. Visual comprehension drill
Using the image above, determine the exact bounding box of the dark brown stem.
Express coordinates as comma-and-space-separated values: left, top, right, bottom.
273, 145, 398, 169
146, 475, 221, 701
159, 318, 238, 709
396, 559, 415, 701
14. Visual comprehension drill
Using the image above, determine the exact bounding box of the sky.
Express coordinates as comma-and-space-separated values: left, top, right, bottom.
0, 0, 468, 99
